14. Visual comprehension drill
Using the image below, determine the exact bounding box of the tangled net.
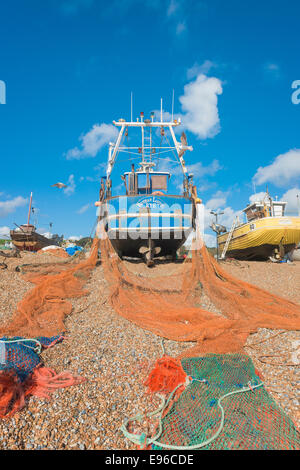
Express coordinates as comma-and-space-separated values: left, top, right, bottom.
100, 237, 300, 356
122, 354, 300, 450
0, 239, 99, 338
37, 247, 70, 259
0, 335, 84, 418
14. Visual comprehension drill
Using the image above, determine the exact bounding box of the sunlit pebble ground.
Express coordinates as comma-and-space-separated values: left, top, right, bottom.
0, 252, 299, 449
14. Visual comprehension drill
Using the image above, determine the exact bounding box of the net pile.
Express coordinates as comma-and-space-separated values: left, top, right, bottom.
0, 241, 98, 418
100, 237, 300, 356
122, 354, 300, 450
37, 247, 70, 258
0, 239, 99, 338
0, 335, 84, 418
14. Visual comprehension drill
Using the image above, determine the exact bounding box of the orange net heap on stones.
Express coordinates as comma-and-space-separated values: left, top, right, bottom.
37, 247, 70, 259
2, 233, 300, 357
0, 239, 99, 338
100, 237, 300, 357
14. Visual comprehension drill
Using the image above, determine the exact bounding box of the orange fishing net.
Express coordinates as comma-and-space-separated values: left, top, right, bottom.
100, 237, 300, 357
0, 239, 99, 338
37, 248, 70, 259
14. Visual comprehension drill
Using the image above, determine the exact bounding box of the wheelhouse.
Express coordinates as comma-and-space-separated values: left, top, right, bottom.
123, 170, 170, 196
243, 199, 287, 222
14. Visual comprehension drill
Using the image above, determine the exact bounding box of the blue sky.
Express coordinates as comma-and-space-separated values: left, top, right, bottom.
0, 0, 300, 243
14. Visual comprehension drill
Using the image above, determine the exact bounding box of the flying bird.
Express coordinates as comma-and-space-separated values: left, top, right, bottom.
178, 132, 188, 158
180, 132, 187, 147
51, 182, 67, 189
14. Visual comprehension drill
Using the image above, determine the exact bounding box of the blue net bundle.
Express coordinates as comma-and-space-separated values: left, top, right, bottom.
0, 334, 83, 419
0, 335, 63, 382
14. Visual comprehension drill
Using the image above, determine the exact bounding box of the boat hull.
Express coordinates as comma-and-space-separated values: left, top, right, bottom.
217, 216, 300, 261
99, 194, 195, 258
10, 230, 57, 252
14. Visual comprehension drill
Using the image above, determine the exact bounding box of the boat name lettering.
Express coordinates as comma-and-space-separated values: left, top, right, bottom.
137, 197, 165, 209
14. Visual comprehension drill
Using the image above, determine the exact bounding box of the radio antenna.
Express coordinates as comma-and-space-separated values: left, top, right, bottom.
160, 98, 163, 122
130, 92, 133, 122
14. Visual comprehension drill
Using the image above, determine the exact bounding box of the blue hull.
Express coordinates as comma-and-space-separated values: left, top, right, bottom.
102, 194, 194, 258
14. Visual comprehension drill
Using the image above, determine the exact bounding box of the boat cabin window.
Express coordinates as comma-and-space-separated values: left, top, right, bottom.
245, 205, 265, 221
138, 173, 150, 190
124, 172, 169, 195
151, 174, 168, 191
272, 202, 285, 217
127, 173, 136, 195
244, 200, 286, 221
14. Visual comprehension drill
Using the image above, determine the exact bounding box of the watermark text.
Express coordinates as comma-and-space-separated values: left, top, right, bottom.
0, 80, 6, 104
291, 80, 300, 104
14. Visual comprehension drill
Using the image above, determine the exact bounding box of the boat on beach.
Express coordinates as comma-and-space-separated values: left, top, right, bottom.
96, 111, 201, 265
10, 192, 57, 252
217, 191, 300, 261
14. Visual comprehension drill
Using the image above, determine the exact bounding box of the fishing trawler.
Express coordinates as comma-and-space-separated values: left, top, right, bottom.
10, 192, 58, 252
96, 110, 201, 266
217, 191, 300, 261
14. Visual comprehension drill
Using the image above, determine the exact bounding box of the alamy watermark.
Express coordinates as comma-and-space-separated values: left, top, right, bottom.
0, 80, 6, 104
95, 198, 205, 250
291, 80, 300, 104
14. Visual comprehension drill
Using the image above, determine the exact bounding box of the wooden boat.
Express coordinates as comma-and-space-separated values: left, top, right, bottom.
10, 192, 57, 252
96, 111, 201, 266
217, 192, 300, 261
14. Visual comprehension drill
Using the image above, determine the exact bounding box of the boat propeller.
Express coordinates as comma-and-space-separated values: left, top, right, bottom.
139, 240, 161, 267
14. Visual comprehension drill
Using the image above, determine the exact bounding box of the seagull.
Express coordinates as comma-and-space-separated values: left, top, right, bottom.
51, 182, 67, 189
179, 132, 188, 158
180, 132, 187, 147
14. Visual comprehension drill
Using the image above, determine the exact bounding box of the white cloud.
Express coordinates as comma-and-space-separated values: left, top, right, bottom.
203, 191, 241, 234
64, 174, 76, 196
0, 196, 28, 217
153, 72, 223, 140
179, 73, 223, 139
205, 206, 240, 234
253, 149, 300, 187
249, 192, 267, 204
187, 60, 216, 80
206, 190, 228, 210
77, 203, 93, 214
0, 226, 10, 238
188, 160, 222, 180
282, 187, 300, 215
68, 235, 82, 241
263, 62, 281, 79
204, 233, 217, 247
168, 160, 222, 194
171, 160, 222, 179
65, 124, 118, 160
37, 228, 53, 239
66, 70, 222, 170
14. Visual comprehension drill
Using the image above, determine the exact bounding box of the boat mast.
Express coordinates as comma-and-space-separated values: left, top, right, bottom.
106, 113, 193, 191
27, 192, 33, 226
